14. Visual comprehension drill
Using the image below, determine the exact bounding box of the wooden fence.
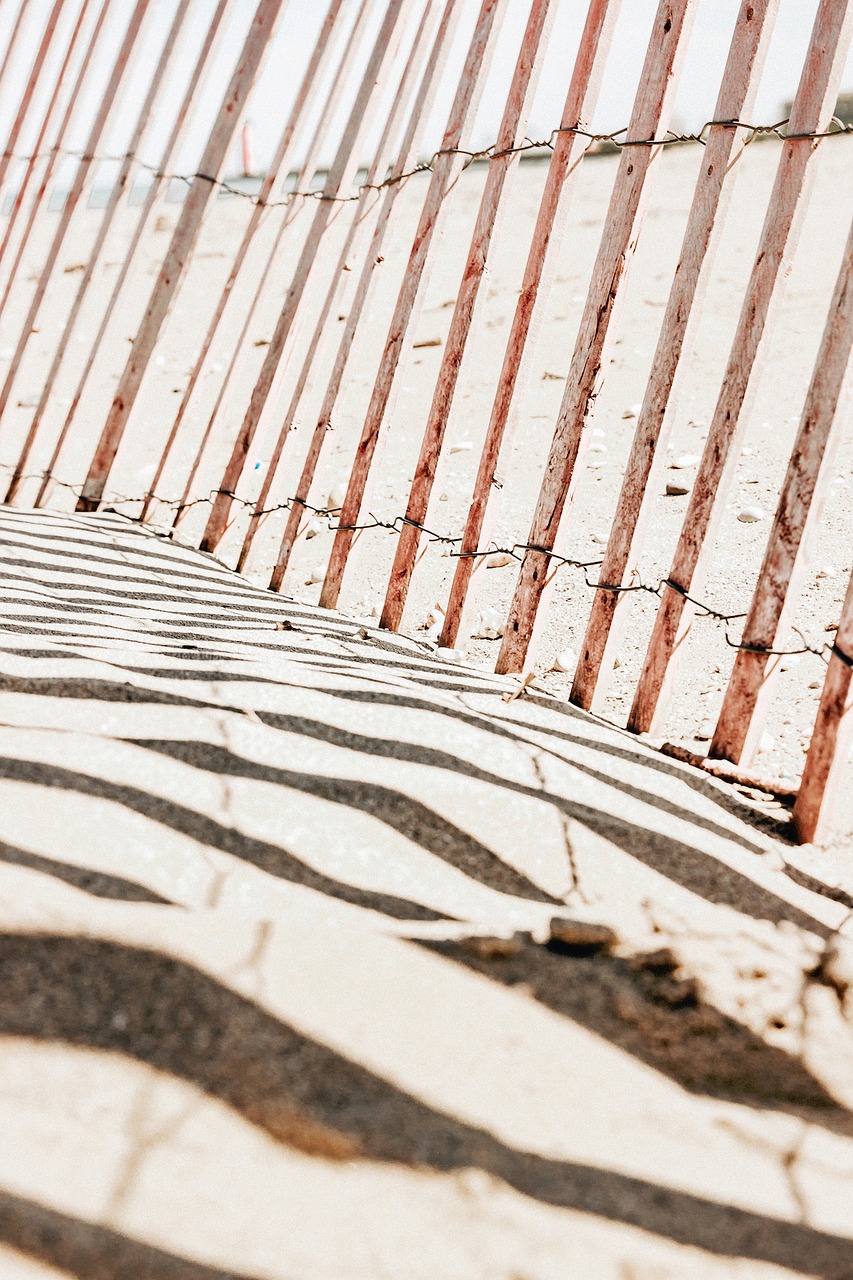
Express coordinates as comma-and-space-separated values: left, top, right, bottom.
1, 0, 852, 844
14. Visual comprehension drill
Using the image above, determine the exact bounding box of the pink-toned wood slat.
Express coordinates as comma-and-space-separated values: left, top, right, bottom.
709, 208, 853, 766
439, 0, 621, 651
319, 0, 509, 612
495, 0, 697, 676
627, 0, 853, 736
268, 0, 462, 595
74, 0, 290, 513
145, 0, 355, 529
237, 0, 442, 575
0, 0, 61, 193
34, 0, 241, 510
6, 0, 198, 506
793, 567, 853, 844
0, 0, 103, 313
0, 0, 154, 434
379, 0, 556, 634
198, 0, 414, 555
571, 0, 780, 713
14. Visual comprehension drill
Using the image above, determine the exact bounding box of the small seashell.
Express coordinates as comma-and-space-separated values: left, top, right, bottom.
472, 607, 505, 640
551, 648, 576, 674
671, 453, 700, 469
737, 506, 764, 523
485, 552, 514, 569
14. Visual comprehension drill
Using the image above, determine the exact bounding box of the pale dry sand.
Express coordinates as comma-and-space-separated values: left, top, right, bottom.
0, 137, 852, 831
0, 506, 852, 1278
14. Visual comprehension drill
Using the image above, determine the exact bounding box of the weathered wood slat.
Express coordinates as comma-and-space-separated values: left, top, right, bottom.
198, 0, 414, 554
628, 0, 853, 735
710, 208, 853, 765
34, 0, 240, 510
75, 0, 290, 513
237, 0, 441, 575
379, 0, 556, 634
0, 0, 153, 433
793, 571, 853, 843
268, 0, 461, 594
439, 0, 620, 651
6, 0, 198, 506
496, 0, 697, 676
147, 0, 355, 528
571, 0, 779, 713
319, 0, 509, 612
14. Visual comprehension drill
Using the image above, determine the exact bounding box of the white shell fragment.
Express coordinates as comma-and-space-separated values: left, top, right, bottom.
304, 563, 325, 585
326, 482, 347, 511
304, 518, 323, 539
671, 453, 700, 469
551, 648, 576, 674
472, 607, 505, 640
737, 506, 764, 523
485, 552, 514, 569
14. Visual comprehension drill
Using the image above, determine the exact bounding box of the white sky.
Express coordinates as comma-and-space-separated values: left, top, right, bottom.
2, 0, 853, 181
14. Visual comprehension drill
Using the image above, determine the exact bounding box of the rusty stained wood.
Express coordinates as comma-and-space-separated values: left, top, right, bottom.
710, 209, 853, 765
237, 0, 442, 575
0, 0, 64, 194
571, 0, 780, 713
793, 569, 853, 844
75, 0, 290, 513
33, 0, 241, 511
0, 0, 153, 434
319, 0, 509, 612
144, 0, 355, 528
268, 0, 462, 594
198, 0, 414, 555
628, 0, 853, 736
439, 0, 621, 651
6, 0, 199, 506
495, 0, 697, 676
0, 0, 106, 314
379, 0, 556, 634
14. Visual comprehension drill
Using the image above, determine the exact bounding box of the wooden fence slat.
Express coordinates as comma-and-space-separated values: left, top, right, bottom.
74, 0, 290, 513
627, 0, 853, 735
379, 0, 556, 634
793, 568, 853, 844
495, 0, 697, 676
0, 0, 103, 313
33, 0, 239, 510
143, 0, 355, 527
319, 0, 508, 612
0, 0, 153, 431
237, 0, 441, 574
571, 0, 779, 712
198, 0, 414, 555
6, 0, 198, 506
0, 0, 59, 194
439, 0, 620, 651
709, 210, 853, 765
268, 0, 462, 593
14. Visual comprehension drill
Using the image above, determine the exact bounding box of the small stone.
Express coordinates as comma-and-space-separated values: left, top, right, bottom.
274, 619, 294, 631
737, 506, 764, 523
485, 551, 514, 569
551, 647, 576, 674
816, 566, 837, 579
547, 918, 617, 955
304, 518, 323, 539
436, 646, 466, 664
808, 679, 822, 690
671, 453, 700, 469
439, 493, 449, 502
461, 934, 525, 960
304, 563, 325, 585
666, 481, 689, 496
622, 404, 641, 419
472, 607, 505, 640
327, 482, 347, 511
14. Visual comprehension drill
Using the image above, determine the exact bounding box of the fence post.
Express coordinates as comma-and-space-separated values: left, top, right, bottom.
793, 571, 853, 844
319, 0, 509, 612
709, 209, 853, 764
6, 0, 199, 506
439, 0, 620, 651
145, 0, 356, 528
379, 0, 556, 634
628, 0, 853, 735
0, 0, 155, 436
237, 0, 442, 575
268, 0, 462, 594
496, 0, 697, 676
198, 0, 415, 555
33, 0, 240, 510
